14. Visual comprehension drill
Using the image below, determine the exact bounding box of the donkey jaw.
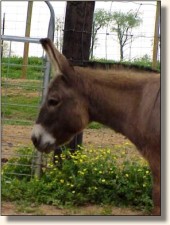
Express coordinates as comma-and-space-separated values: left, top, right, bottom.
31, 124, 57, 153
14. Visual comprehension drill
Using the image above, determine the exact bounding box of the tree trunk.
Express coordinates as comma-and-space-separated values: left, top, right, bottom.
62, 1, 95, 65
54, 1, 95, 163
90, 24, 95, 59
120, 45, 124, 61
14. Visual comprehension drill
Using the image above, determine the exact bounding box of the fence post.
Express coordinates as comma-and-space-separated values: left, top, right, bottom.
152, 1, 160, 70
1, 13, 5, 57
62, 1, 95, 153
22, 1, 33, 79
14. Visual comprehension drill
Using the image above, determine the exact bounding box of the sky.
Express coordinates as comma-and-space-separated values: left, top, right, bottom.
1, 1, 158, 61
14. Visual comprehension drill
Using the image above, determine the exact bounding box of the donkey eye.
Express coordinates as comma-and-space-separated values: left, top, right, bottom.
48, 99, 59, 106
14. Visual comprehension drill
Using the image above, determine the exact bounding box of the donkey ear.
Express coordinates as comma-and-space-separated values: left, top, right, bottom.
40, 38, 74, 76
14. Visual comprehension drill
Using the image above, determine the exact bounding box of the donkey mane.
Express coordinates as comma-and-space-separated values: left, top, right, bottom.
74, 66, 159, 91
85, 60, 160, 74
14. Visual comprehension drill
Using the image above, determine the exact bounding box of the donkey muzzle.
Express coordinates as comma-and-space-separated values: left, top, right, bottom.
31, 124, 56, 153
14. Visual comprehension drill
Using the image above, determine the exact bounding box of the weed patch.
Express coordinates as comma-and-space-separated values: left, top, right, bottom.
2, 145, 153, 213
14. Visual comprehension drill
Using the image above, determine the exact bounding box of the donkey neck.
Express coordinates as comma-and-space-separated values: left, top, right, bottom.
75, 67, 147, 136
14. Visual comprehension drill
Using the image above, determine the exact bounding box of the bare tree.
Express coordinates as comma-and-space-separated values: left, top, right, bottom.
111, 10, 142, 61
55, 17, 64, 52
90, 9, 111, 59
2, 42, 10, 57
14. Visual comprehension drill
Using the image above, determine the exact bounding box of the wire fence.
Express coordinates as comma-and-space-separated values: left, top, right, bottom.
1, 38, 44, 178
93, 1, 160, 62
1, 1, 55, 178
1, 1, 160, 62
52, 1, 160, 63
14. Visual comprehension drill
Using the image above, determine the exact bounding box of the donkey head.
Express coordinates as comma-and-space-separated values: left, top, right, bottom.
31, 38, 89, 153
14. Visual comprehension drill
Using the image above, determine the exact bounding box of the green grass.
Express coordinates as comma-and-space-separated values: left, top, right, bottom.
1, 55, 160, 81
93, 55, 160, 72
1, 95, 40, 125
2, 71, 42, 125
88, 122, 104, 129
1, 56, 44, 80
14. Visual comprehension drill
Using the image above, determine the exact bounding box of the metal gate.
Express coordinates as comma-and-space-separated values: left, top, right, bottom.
1, 1, 55, 178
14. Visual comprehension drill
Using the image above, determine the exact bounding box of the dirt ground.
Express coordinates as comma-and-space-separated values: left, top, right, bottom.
1, 201, 145, 216
2, 125, 139, 158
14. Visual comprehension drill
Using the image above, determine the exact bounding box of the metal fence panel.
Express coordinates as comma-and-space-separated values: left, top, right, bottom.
1, 1, 55, 179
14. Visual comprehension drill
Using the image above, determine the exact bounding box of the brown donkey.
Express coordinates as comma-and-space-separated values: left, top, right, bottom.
31, 38, 160, 215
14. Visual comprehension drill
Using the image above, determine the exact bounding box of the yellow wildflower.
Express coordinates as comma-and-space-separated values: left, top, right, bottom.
60, 179, 64, 184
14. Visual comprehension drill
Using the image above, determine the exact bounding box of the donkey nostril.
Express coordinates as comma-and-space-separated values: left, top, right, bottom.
31, 135, 39, 147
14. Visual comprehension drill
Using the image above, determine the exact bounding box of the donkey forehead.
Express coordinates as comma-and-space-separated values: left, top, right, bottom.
47, 76, 74, 97
48, 76, 66, 91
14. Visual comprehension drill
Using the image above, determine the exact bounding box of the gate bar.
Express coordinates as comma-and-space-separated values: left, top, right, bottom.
1, 35, 40, 43
35, 1, 55, 178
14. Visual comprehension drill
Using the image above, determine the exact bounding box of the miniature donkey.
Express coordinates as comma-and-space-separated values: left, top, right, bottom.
31, 38, 160, 215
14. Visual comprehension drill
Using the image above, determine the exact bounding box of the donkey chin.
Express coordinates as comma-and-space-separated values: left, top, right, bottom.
31, 124, 58, 154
